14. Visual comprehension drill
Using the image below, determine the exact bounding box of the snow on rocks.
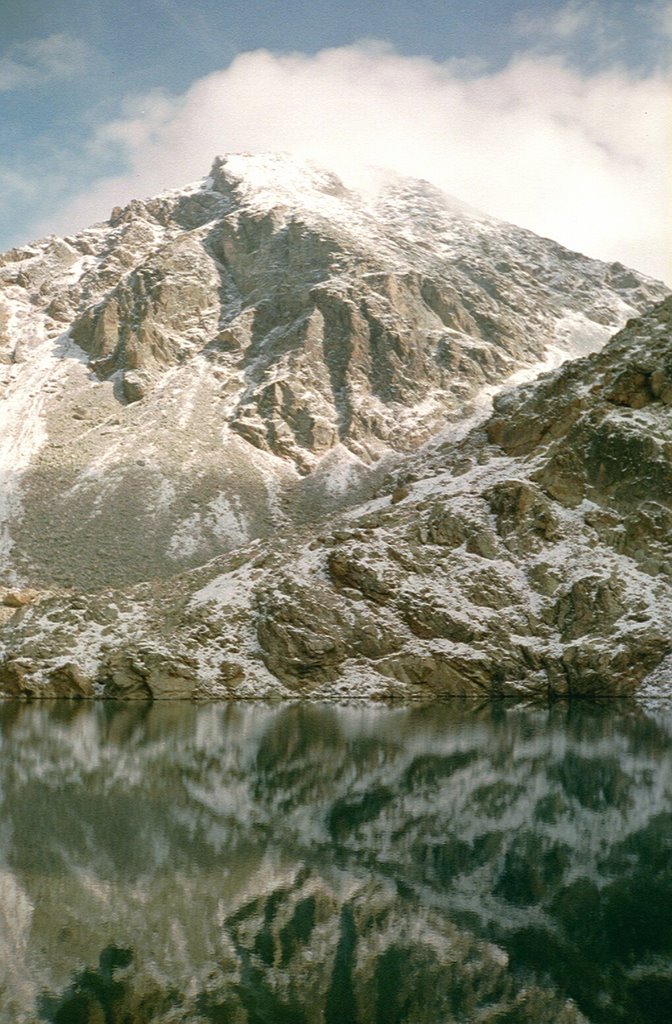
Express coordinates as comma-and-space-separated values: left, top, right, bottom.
0, 155, 669, 698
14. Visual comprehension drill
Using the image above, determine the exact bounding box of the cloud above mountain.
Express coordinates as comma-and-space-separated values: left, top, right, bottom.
34, 42, 672, 281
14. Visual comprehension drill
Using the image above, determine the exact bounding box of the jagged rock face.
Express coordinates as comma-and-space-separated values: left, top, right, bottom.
72, 159, 662, 463
0, 153, 667, 591
2, 298, 670, 698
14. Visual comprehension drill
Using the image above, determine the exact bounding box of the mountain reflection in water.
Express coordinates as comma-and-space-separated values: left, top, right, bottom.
0, 700, 670, 1024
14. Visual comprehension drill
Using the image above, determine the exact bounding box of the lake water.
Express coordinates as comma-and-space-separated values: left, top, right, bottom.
0, 700, 671, 1024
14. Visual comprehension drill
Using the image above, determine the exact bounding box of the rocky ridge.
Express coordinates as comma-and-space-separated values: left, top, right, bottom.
0, 153, 666, 594
2, 294, 671, 699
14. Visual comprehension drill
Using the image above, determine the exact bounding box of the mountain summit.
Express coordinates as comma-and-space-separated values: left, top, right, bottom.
0, 154, 669, 698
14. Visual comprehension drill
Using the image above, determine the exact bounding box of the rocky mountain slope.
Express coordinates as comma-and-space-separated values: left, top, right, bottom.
0, 153, 666, 595
2, 289, 671, 699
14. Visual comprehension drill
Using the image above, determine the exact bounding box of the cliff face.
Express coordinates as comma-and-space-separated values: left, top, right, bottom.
2, 290, 670, 699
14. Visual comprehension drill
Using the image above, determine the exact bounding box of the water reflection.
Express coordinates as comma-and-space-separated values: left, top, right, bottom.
0, 700, 671, 1023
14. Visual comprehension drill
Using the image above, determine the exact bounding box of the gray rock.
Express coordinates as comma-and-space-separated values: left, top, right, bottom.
122, 370, 152, 403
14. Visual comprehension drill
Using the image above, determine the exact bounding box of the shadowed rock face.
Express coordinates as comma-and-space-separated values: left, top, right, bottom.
2, 297, 670, 699
1, 701, 670, 1024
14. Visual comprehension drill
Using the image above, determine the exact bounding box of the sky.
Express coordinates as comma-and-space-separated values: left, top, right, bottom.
1, 0, 670, 280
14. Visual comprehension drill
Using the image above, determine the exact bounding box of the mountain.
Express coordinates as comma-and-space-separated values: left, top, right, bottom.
0, 153, 669, 698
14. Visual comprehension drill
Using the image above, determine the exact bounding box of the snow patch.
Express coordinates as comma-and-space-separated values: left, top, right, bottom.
313, 445, 370, 497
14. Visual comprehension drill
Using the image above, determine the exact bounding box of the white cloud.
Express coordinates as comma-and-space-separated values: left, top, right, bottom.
516, 1, 615, 48
517, 0, 595, 41
32, 43, 672, 282
0, 33, 91, 91
516, 1, 672, 72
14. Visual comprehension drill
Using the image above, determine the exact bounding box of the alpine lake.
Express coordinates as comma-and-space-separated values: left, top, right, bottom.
0, 698, 670, 1024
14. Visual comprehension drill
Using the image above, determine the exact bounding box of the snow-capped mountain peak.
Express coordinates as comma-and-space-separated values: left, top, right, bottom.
0, 153, 668, 648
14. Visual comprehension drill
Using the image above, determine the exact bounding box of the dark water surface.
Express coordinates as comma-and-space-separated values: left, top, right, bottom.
0, 700, 671, 1023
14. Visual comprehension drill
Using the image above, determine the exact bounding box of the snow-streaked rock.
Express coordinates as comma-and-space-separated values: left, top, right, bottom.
2, 296, 671, 698
0, 153, 667, 592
